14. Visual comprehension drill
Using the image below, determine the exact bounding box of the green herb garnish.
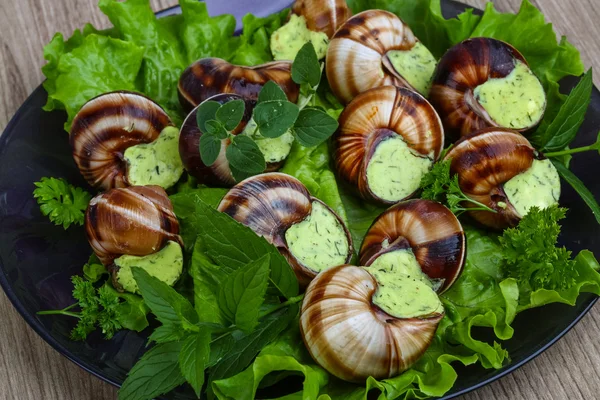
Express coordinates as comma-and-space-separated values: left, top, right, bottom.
33, 177, 91, 229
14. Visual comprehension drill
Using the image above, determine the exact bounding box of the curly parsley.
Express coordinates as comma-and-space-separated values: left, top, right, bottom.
33, 177, 91, 229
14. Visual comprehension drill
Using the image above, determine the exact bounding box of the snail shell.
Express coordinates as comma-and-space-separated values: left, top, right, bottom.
70, 91, 173, 190
217, 173, 353, 286
359, 199, 465, 293
178, 58, 300, 112
444, 128, 543, 229
291, 0, 352, 38
300, 264, 443, 382
326, 10, 427, 104
85, 185, 182, 266
430, 38, 546, 140
333, 85, 444, 205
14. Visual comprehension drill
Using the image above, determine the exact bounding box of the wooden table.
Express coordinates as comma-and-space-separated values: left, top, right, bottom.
1, 0, 599, 399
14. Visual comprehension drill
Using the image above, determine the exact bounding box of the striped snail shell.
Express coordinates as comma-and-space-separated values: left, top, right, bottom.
291, 0, 352, 38
70, 91, 173, 190
430, 38, 547, 140
333, 85, 444, 205
359, 199, 466, 293
178, 58, 300, 112
444, 128, 559, 229
326, 9, 435, 104
217, 173, 353, 286
300, 264, 444, 382
85, 185, 182, 266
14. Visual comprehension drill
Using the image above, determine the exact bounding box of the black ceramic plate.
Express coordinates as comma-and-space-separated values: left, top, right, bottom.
1, 1, 599, 399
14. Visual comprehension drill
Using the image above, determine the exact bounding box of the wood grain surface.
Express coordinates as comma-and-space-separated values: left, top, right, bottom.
0, 0, 599, 399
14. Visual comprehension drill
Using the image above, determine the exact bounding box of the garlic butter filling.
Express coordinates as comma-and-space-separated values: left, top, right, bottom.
366, 134, 432, 202
242, 118, 294, 163
367, 249, 443, 319
387, 42, 437, 96
474, 60, 546, 129
270, 14, 329, 61
503, 158, 560, 217
114, 240, 183, 294
285, 201, 349, 273
124, 126, 183, 189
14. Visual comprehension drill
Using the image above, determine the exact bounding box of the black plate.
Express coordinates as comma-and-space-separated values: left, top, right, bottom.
1, 1, 599, 399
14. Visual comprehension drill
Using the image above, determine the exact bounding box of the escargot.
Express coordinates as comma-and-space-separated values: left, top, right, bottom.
217, 173, 353, 286
300, 264, 444, 382
70, 91, 178, 191
333, 85, 444, 205
444, 128, 560, 229
178, 58, 299, 112
360, 199, 466, 293
430, 38, 547, 140
326, 9, 438, 103
291, 0, 352, 38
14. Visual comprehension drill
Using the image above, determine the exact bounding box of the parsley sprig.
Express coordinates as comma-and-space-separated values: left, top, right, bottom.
197, 42, 338, 182
33, 177, 91, 229
419, 160, 497, 215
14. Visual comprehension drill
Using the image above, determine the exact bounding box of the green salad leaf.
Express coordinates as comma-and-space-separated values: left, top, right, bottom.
230, 10, 289, 66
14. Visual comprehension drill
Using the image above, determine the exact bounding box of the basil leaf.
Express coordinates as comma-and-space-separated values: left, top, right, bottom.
199, 133, 222, 167
196, 100, 221, 132
539, 69, 593, 151
258, 80, 287, 103
216, 99, 246, 131
179, 331, 211, 397
551, 159, 600, 224
192, 197, 299, 299
148, 323, 186, 344
291, 42, 321, 87
292, 108, 339, 147
253, 100, 300, 138
226, 135, 266, 174
205, 120, 229, 139
218, 254, 271, 333
118, 341, 185, 400
208, 305, 298, 383
132, 268, 199, 326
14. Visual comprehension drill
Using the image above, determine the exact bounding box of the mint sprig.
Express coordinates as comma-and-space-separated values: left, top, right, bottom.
196, 42, 338, 182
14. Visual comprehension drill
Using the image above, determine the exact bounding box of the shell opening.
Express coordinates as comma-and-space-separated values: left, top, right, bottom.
473, 60, 546, 129
365, 134, 433, 202
285, 200, 350, 273
503, 158, 560, 218
384, 42, 437, 96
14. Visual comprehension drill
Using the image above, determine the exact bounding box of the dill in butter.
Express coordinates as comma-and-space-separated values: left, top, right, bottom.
474, 60, 546, 129
387, 42, 437, 96
270, 14, 329, 61
241, 119, 294, 163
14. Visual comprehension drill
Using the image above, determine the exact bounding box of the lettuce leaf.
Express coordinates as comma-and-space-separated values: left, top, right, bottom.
231, 10, 289, 66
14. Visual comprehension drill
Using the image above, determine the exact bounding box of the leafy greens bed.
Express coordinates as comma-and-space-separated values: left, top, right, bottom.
34, 0, 600, 399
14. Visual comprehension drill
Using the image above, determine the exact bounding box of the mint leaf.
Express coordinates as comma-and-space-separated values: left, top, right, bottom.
292, 108, 339, 147
216, 99, 246, 131
191, 240, 230, 325
208, 305, 298, 383
205, 120, 228, 139
179, 331, 211, 397
253, 100, 299, 138
551, 160, 600, 224
218, 254, 271, 333
132, 268, 198, 327
191, 197, 298, 299
226, 135, 266, 174
291, 42, 321, 87
118, 341, 185, 400
538, 69, 593, 151
199, 133, 222, 167
258, 80, 287, 103
148, 323, 186, 344
196, 100, 221, 132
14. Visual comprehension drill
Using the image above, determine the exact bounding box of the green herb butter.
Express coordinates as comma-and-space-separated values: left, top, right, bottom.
242, 119, 294, 163
270, 14, 329, 61
503, 158, 561, 217
387, 42, 437, 96
114, 241, 183, 294
366, 134, 433, 202
474, 61, 546, 129
124, 126, 184, 189
285, 201, 349, 273
367, 249, 443, 319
